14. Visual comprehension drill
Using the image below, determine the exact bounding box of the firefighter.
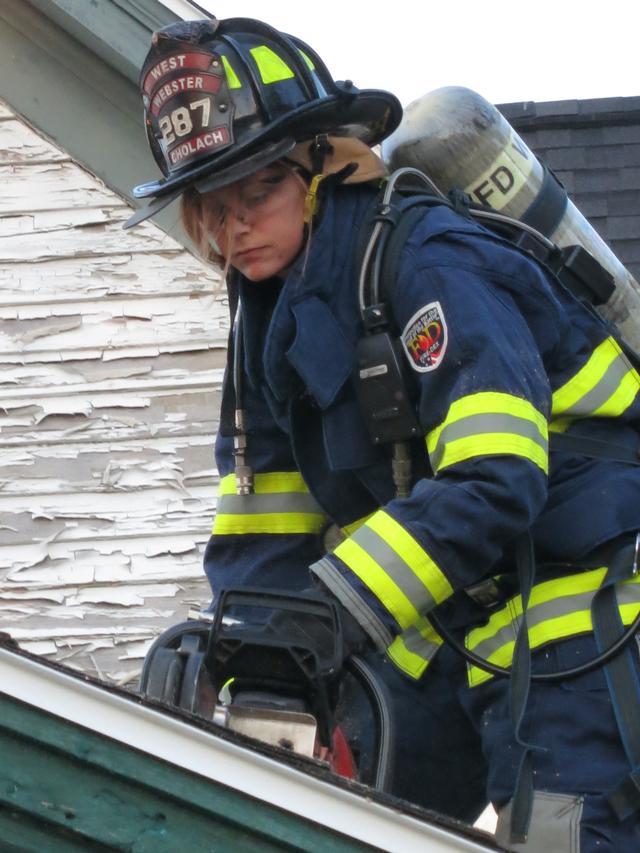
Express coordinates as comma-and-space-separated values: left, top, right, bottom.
129, 16, 640, 851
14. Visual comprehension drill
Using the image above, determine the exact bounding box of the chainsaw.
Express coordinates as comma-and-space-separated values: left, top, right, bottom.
139, 589, 395, 790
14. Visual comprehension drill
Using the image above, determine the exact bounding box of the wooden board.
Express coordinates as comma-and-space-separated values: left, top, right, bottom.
0, 99, 227, 686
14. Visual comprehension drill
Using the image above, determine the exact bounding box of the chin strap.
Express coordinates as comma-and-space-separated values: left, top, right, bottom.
309, 133, 333, 174
303, 160, 360, 223
304, 173, 327, 223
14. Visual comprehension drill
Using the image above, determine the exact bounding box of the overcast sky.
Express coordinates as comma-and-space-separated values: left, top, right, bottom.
191, 1, 638, 107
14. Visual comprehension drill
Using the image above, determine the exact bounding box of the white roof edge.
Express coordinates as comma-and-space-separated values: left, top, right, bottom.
0, 647, 492, 853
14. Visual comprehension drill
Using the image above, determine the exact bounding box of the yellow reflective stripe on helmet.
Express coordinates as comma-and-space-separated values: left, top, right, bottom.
426, 392, 549, 474
221, 55, 242, 89
552, 336, 640, 419
250, 45, 295, 84
466, 567, 640, 686
298, 49, 315, 70
387, 616, 444, 679
213, 471, 326, 535
333, 510, 453, 630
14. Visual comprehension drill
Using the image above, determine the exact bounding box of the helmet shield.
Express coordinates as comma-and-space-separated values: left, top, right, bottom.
142, 48, 234, 175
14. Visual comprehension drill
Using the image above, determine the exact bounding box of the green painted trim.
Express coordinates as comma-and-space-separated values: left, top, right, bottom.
28, 0, 182, 83
0, 694, 376, 852
0, 806, 111, 852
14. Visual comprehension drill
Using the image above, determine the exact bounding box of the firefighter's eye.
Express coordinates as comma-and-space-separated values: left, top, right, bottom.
262, 172, 286, 186
244, 178, 284, 208
244, 190, 269, 208
242, 171, 286, 205
209, 202, 228, 227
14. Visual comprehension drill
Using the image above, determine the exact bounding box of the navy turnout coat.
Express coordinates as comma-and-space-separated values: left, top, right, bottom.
204, 183, 640, 681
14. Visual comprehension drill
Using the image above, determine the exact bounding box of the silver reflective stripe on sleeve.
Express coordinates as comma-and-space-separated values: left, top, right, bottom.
429, 412, 548, 473
346, 524, 442, 615
558, 350, 632, 416
386, 617, 444, 679
310, 556, 393, 653
552, 336, 640, 420
217, 492, 323, 516
212, 471, 326, 535
466, 568, 640, 686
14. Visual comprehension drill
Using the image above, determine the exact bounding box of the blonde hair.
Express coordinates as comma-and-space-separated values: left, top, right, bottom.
181, 186, 222, 264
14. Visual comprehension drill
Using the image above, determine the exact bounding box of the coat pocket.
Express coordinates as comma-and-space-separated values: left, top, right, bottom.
287, 296, 353, 410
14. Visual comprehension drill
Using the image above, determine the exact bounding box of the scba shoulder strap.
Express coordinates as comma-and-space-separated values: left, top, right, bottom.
352, 172, 452, 452
354, 168, 640, 462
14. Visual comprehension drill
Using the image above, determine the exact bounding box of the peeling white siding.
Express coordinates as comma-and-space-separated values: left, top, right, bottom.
0, 99, 227, 686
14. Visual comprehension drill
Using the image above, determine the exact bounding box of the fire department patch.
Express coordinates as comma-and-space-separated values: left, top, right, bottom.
401, 302, 448, 372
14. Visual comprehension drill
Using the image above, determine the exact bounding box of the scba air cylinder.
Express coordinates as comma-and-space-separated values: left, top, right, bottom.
382, 86, 640, 350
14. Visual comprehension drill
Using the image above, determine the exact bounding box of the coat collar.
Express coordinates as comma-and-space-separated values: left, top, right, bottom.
247, 185, 376, 406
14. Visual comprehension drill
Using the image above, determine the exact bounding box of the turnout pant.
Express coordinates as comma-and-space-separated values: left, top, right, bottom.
355, 628, 640, 851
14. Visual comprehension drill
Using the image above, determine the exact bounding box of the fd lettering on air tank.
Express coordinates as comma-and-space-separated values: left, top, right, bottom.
468, 130, 533, 209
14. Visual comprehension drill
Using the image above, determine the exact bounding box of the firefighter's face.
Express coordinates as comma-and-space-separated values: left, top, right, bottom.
202, 164, 307, 281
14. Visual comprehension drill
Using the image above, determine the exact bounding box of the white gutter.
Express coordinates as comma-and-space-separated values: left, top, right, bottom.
0, 648, 494, 853
157, 0, 212, 20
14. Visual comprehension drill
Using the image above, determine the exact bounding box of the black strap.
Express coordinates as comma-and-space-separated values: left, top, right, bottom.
354, 188, 449, 319
378, 204, 430, 312
591, 547, 640, 820
508, 532, 538, 843
520, 163, 568, 237
609, 770, 640, 821
219, 271, 240, 437
550, 431, 640, 465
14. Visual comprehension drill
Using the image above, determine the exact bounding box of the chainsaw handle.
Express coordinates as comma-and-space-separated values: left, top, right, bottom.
215, 588, 343, 627
206, 587, 346, 747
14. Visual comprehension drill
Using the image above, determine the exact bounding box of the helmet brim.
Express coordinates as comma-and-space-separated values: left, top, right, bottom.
124, 137, 296, 230
132, 87, 400, 201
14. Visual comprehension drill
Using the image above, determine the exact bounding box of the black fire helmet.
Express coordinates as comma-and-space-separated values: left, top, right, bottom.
125, 16, 402, 228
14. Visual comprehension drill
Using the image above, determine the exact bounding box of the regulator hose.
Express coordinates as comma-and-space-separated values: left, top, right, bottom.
428, 607, 640, 683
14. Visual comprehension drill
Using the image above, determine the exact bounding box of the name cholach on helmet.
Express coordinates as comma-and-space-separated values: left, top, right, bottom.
126, 16, 402, 227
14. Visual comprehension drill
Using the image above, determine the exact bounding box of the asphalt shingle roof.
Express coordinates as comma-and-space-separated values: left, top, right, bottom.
498, 96, 640, 282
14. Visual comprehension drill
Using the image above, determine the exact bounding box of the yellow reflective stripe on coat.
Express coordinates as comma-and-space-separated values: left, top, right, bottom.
333, 509, 454, 630
250, 46, 295, 84
426, 391, 549, 475
552, 336, 640, 420
387, 615, 444, 679
341, 512, 375, 538
213, 472, 326, 535
465, 567, 640, 687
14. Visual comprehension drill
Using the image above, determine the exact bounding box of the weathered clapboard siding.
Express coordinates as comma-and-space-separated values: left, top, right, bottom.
0, 99, 226, 686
